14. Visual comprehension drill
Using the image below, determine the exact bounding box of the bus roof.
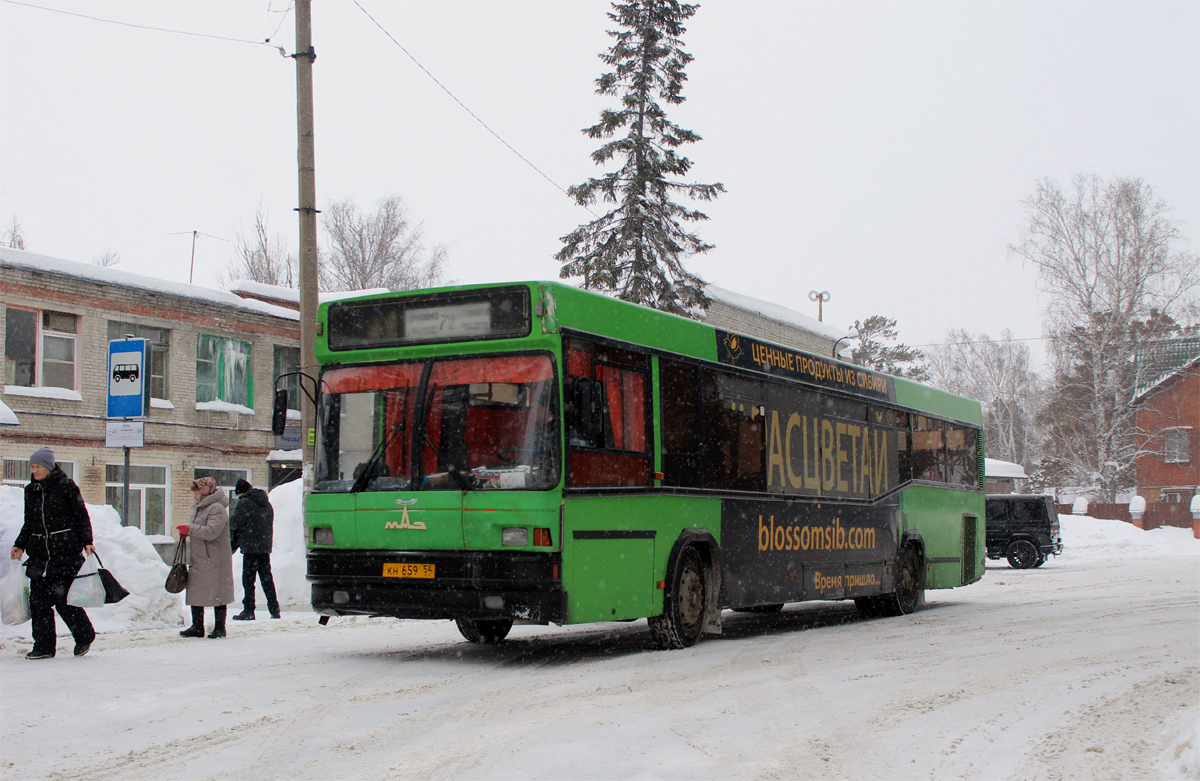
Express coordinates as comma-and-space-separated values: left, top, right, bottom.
318, 281, 982, 425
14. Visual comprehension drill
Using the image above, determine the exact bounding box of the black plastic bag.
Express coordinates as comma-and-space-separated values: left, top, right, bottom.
93, 553, 130, 604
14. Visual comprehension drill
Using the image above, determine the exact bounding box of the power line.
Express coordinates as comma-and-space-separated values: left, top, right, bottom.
3, 0, 285, 50
350, 0, 589, 212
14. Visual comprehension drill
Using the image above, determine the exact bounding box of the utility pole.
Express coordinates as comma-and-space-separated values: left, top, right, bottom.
294, 0, 319, 478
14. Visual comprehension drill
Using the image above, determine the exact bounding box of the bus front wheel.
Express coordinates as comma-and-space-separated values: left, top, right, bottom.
456, 617, 513, 644
649, 545, 707, 650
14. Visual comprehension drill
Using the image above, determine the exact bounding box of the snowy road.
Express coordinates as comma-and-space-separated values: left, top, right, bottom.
2, 549, 1197, 780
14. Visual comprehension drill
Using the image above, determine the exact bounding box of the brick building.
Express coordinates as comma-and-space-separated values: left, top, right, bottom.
2, 248, 302, 539
702, 285, 851, 358
1132, 338, 1199, 512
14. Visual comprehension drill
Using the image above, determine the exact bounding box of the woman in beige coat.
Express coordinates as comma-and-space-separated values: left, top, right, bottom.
178, 477, 234, 638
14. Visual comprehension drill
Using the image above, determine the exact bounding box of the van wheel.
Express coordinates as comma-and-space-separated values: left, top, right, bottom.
1006, 540, 1039, 569
455, 617, 512, 644
648, 545, 706, 650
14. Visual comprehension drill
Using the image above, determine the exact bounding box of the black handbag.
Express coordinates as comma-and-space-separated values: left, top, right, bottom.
164, 537, 188, 594
93, 552, 129, 604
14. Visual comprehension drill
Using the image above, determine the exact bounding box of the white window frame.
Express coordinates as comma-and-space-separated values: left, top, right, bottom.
105, 462, 171, 537
3, 457, 79, 486
1163, 427, 1192, 464
4, 306, 79, 391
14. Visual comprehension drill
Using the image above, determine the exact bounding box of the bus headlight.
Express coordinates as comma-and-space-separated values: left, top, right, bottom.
502, 527, 528, 547
313, 527, 335, 545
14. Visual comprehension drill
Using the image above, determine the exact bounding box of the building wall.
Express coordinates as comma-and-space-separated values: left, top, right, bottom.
2, 262, 299, 536
702, 298, 837, 356
1134, 363, 1199, 503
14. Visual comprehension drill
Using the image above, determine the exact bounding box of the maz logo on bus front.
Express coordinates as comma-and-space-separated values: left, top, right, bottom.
385, 499, 426, 530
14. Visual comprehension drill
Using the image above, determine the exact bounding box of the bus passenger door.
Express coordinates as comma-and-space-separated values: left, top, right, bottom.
561, 497, 657, 623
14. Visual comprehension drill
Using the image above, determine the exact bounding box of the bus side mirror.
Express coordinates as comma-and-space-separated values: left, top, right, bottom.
272, 389, 289, 436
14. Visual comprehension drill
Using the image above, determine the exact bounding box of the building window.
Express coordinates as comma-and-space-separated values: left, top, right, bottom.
4, 457, 77, 486
4, 308, 78, 390
108, 321, 170, 399
196, 335, 253, 409
105, 464, 168, 536
1164, 430, 1190, 463
274, 345, 301, 410
193, 467, 249, 514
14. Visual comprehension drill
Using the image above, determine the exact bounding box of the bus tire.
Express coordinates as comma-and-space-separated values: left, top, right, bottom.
854, 596, 886, 618
1006, 539, 1039, 569
455, 617, 513, 644
648, 545, 707, 650
874, 543, 923, 617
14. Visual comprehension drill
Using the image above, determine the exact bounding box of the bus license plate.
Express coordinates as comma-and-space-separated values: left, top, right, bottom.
383, 563, 435, 579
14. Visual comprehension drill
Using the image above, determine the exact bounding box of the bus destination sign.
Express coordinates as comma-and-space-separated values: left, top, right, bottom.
715, 330, 895, 402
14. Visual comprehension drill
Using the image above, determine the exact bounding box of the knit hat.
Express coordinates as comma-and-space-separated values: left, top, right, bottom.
29, 447, 55, 470
190, 476, 217, 497
234, 479, 253, 496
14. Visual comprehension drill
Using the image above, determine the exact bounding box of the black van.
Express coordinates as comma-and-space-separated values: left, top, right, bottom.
985, 494, 1064, 569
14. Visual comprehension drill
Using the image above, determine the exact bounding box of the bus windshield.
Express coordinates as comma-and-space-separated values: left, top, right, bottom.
314, 354, 560, 493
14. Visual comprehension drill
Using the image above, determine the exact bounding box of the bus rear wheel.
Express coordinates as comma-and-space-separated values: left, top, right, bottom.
455, 617, 513, 644
649, 545, 706, 650
864, 543, 923, 618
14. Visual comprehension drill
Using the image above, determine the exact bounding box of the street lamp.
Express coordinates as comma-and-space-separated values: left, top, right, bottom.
808, 290, 830, 322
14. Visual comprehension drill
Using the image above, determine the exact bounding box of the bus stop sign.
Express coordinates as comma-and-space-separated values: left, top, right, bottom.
107, 338, 151, 418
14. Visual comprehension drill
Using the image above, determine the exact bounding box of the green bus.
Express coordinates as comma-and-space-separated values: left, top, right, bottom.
276, 281, 985, 649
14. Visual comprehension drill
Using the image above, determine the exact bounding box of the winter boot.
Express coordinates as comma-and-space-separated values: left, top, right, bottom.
180, 606, 205, 638
232, 609, 255, 621
208, 606, 227, 639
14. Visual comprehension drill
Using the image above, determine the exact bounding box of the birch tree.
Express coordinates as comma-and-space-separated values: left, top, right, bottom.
1011, 174, 1199, 500
926, 329, 1043, 465
321, 195, 446, 292
222, 207, 296, 288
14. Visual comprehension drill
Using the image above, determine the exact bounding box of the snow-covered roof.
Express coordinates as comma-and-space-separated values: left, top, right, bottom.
705, 285, 851, 342
1, 248, 298, 321
227, 279, 389, 308
985, 458, 1028, 480
0, 398, 18, 426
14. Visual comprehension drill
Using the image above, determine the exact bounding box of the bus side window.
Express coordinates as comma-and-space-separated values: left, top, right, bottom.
565, 339, 651, 487
660, 359, 703, 488
947, 424, 978, 487
912, 416, 947, 483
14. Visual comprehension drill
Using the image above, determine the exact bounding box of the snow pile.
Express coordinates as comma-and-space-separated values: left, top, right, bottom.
1059, 514, 1200, 558
0, 479, 308, 639
1159, 706, 1200, 781
0, 486, 181, 637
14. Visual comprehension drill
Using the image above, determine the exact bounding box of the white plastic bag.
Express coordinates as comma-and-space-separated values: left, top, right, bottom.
67, 554, 105, 608
1, 565, 31, 625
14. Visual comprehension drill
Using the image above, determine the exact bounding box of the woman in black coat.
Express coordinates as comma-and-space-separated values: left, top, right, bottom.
10, 447, 96, 659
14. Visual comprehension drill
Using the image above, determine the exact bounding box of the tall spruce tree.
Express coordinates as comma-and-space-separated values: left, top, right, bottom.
556, 0, 723, 317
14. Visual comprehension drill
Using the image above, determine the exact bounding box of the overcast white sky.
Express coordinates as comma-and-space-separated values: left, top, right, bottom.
2, 1, 1197, 355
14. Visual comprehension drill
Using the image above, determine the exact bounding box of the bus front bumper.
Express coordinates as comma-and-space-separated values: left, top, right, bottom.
307, 549, 567, 624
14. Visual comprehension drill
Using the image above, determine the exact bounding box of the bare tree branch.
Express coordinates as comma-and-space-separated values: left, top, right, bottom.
320, 195, 447, 292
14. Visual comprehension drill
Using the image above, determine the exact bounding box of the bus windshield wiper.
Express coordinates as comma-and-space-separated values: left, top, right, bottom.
352, 419, 405, 493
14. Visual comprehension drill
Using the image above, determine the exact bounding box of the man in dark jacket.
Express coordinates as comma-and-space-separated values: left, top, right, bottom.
229, 479, 280, 620
10, 447, 96, 659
